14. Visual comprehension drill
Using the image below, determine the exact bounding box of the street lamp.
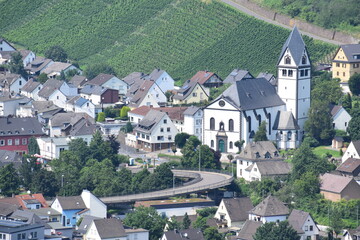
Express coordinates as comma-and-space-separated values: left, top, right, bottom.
198, 145, 201, 172
172, 166, 175, 193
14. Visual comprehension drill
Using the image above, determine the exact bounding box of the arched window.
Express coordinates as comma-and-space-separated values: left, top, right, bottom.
285, 56, 291, 64
211, 140, 214, 148
287, 131, 292, 140
229, 141, 233, 149
210, 118, 215, 130
248, 116, 251, 133
302, 55, 307, 64
219, 122, 225, 131
229, 119, 234, 132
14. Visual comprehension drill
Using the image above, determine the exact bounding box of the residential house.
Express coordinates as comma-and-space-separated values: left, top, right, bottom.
330, 105, 351, 131
21, 79, 43, 100
161, 229, 204, 240
344, 226, 360, 240
183, 106, 203, 140
342, 140, 360, 162
0, 96, 30, 116
37, 137, 69, 160
80, 84, 119, 107
87, 73, 128, 96
69, 75, 87, 88
0, 150, 22, 168
84, 218, 149, 240
172, 80, 209, 105
337, 158, 360, 180
97, 119, 126, 136
0, 73, 27, 95
74, 215, 100, 239
129, 109, 178, 151
48, 112, 94, 137
8, 210, 43, 225
51, 190, 107, 227
29, 207, 62, 223
257, 72, 277, 86
16, 101, 63, 124
243, 160, 291, 182
236, 141, 283, 181
14, 194, 48, 210
233, 220, 263, 240
42, 62, 81, 79
0, 202, 21, 219
0, 51, 13, 65
122, 72, 146, 87
147, 68, 174, 93
332, 44, 360, 91
288, 209, 319, 240
0, 219, 44, 240
0, 38, 16, 51
25, 57, 54, 75
223, 69, 254, 84
126, 80, 166, 109
190, 70, 223, 88
66, 96, 96, 118
214, 197, 254, 228
320, 173, 360, 201
248, 195, 289, 223
0, 117, 44, 154
134, 198, 215, 218
19, 50, 36, 67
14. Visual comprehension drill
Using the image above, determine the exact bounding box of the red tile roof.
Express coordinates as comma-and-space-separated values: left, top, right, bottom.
15, 193, 48, 209
129, 106, 188, 121
190, 71, 215, 85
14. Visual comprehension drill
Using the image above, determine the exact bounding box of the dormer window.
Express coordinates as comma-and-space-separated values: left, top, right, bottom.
302, 56, 307, 64
255, 152, 260, 158
274, 151, 279, 157
285, 56, 291, 65
265, 152, 271, 159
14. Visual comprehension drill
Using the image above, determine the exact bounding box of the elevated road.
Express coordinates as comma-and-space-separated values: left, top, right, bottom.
100, 170, 233, 204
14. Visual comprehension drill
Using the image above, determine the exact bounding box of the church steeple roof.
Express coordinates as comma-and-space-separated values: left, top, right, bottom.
277, 26, 307, 65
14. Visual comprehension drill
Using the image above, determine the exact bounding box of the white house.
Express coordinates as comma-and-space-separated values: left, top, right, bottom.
330, 105, 352, 131
48, 112, 94, 137
214, 197, 253, 228
37, 137, 70, 160
288, 209, 319, 240
244, 160, 291, 182
342, 140, 360, 162
0, 96, 30, 116
66, 96, 96, 118
248, 195, 289, 224
42, 62, 81, 78
0, 38, 16, 51
148, 68, 174, 93
0, 73, 27, 95
126, 80, 166, 109
183, 106, 203, 141
19, 50, 36, 67
21, 79, 43, 100
87, 73, 128, 95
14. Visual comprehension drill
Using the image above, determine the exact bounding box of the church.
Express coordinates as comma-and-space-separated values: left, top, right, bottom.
202, 27, 311, 153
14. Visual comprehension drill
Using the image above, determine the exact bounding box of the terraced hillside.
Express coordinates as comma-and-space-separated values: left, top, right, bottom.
0, 0, 336, 81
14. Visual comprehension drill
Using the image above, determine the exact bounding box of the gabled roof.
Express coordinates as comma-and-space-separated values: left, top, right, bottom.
25, 57, 53, 73
190, 71, 220, 85
88, 73, 117, 86
238, 141, 282, 161
249, 195, 289, 217
255, 161, 291, 176
9, 210, 43, 224
278, 27, 307, 65
50, 112, 93, 127
223, 69, 254, 84
80, 84, 109, 96
183, 106, 201, 116
288, 209, 312, 234
15, 194, 48, 209
56, 196, 86, 210
0, 202, 20, 217
0, 117, 44, 137
336, 44, 360, 63
0, 38, 16, 50
222, 197, 254, 222
0, 150, 22, 168
67, 96, 89, 107
273, 111, 300, 130
122, 72, 147, 86
320, 173, 357, 193
257, 72, 277, 86
134, 110, 166, 134
129, 105, 152, 116
163, 229, 205, 240
149, 68, 166, 81
92, 218, 126, 239
220, 78, 284, 111
337, 158, 360, 174
21, 79, 41, 93
128, 80, 158, 108
18, 50, 33, 60
38, 79, 64, 98
329, 104, 343, 117
69, 75, 87, 87
0, 73, 22, 85
32, 101, 60, 113
42, 62, 72, 75
77, 215, 100, 234
68, 118, 98, 136
236, 220, 262, 240
350, 140, 360, 156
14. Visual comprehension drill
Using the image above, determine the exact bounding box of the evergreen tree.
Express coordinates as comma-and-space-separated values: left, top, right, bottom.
120, 106, 130, 119
347, 115, 360, 140
28, 137, 40, 155
37, 73, 48, 84
341, 93, 352, 112
254, 121, 268, 142
0, 164, 20, 196
254, 221, 300, 240
182, 213, 191, 229
8, 52, 27, 77
349, 73, 360, 96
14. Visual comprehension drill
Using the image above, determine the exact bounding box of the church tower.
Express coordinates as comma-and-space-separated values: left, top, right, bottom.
277, 27, 311, 137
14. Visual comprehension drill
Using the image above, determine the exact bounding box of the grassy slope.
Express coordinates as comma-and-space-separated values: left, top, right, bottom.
0, 0, 336, 82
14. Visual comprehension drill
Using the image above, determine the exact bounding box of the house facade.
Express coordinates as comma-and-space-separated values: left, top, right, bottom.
332, 44, 360, 84
0, 73, 27, 95
148, 69, 174, 93
288, 209, 319, 240
330, 105, 351, 131
37, 137, 69, 160
183, 106, 203, 140
0, 220, 44, 240
21, 79, 43, 100
0, 96, 29, 116
66, 96, 96, 118
87, 74, 128, 95
248, 195, 289, 224
172, 81, 209, 105
0, 38, 16, 51
190, 70, 223, 88
320, 173, 360, 201
342, 140, 360, 162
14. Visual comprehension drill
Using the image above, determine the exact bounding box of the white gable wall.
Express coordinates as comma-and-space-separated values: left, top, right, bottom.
333, 108, 351, 131
10, 76, 27, 95
138, 93, 160, 108
154, 71, 174, 93
299, 215, 319, 240
102, 77, 128, 95
342, 141, 360, 162
214, 200, 233, 227
149, 83, 167, 103
49, 90, 68, 109
149, 114, 178, 144
81, 190, 107, 219
22, 51, 36, 67
0, 40, 15, 51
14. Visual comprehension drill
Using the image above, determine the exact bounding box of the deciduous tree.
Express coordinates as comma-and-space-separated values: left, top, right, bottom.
349, 73, 360, 96
254, 121, 268, 142
254, 221, 300, 240
28, 137, 40, 155
45, 46, 68, 62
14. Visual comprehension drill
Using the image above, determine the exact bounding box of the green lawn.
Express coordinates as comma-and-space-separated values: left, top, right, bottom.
313, 146, 342, 158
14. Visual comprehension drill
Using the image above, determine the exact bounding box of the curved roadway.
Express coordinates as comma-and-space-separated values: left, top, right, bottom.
100, 170, 233, 204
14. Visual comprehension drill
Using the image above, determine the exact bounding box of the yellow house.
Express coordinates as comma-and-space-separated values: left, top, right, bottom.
172, 80, 209, 105
332, 44, 360, 82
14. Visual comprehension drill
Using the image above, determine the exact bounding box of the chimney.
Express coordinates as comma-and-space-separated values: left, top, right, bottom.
6, 115, 11, 124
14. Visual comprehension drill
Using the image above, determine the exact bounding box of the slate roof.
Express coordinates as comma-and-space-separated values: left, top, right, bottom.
351, 140, 360, 155
0, 150, 22, 168
18, 50, 32, 60
68, 118, 98, 136
29, 207, 61, 217
32, 101, 60, 113
134, 110, 166, 134
273, 111, 300, 130
25, 57, 53, 74
183, 106, 200, 116
255, 161, 292, 176
77, 215, 100, 234
56, 196, 86, 210
173, 80, 208, 101
329, 105, 343, 117
0, 73, 22, 85
129, 106, 152, 116
222, 197, 254, 222
21, 79, 41, 93
238, 141, 282, 161
288, 209, 311, 234
42, 62, 72, 75
220, 78, 284, 110
223, 69, 254, 84
336, 44, 360, 63
190, 71, 220, 85
257, 72, 277, 86
9, 210, 43, 224
278, 27, 307, 65
88, 73, 117, 86
149, 68, 165, 81
69, 75, 87, 87
249, 195, 289, 217
236, 220, 262, 240
93, 218, 127, 239
0, 51, 14, 61
320, 173, 356, 193
37, 79, 64, 98
67, 96, 88, 107
337, 158, 360, 174
50, 112, 93, 127
0, 117, 44, 136
128, 80, 157, 108
163, 229, 205, 240
0, 202, 20, 217
80, 84, 108, 95
122, 72, 147, 86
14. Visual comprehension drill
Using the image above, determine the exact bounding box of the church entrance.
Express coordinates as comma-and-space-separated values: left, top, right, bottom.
219, 139, 225, 152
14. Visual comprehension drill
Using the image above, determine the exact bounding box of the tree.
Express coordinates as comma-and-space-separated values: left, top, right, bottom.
37, 73, 48, 84
204, 227, 222, 240
107, 134, 120, 156
30, 169, 59, 197
18, 156, 41, 189
165, 91, 173, 102
120, 106, 130, 119
253, 221, 300, 240
89, 130, 113, 161
167, 216, 182, 231
8, 52, 27, 77
57, 70, 66, 81
123, 206, 166, 240
227, 154, 234, 163
0, 164, 20, 196
153, 163, 173, 189
234, 140, 245, 152
347, 115, 360, 140
181, 136, 201, 167
97, 112, 105, 122
182, 213, 191, 229
122, 122, 133, 133
28, 137, 40, 155
329, 206, 344, 238
45, 46, 68, 62
292, 171, 320, 199
175, 132, 191, 148
171, 145, 177, 155
84, 63, 116, 80
311, 79, 342, 105
349, 73, 360, 96
341, 93, 352, 112
254, 121, 268, 142
68, 138, 89, 166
